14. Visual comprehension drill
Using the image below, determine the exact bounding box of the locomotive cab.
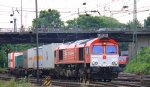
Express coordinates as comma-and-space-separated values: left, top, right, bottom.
90, 43, 119, 67
89, 37, 119, 81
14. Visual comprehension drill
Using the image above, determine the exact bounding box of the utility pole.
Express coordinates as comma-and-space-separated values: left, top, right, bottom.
35, 0, 39, 84
20, 0, 23, 32
14, 18, 17, 32
133, 0, 137, 24
132, 0, 138, 58
10, 8, 17, 32
78, 8, 80, 16
83, 2, 87, 14
133, 0, 137, 42
77, 8, 80, 30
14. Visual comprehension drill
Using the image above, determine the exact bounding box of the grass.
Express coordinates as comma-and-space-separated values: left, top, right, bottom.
124, 47, 150, 75
0, 68, 7, 73
0, 78, 32, 87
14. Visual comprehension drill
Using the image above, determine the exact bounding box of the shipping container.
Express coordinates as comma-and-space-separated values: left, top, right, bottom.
23, 48, 35, 68
33, 47, 43, 69
22, 43, 61, 69
8, 52, 23, 68
15, 54, 24, 68
42, 43, 62, 69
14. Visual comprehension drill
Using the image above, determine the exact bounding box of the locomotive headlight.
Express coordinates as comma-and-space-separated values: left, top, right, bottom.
92, 61, 98, 65
112, 61, 118, 65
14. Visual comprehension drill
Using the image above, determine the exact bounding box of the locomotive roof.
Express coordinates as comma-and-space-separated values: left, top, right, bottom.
72, 39, 91, 45
58, 38, 94, 49
86, 37, 118, 46
58, 37, 117, 49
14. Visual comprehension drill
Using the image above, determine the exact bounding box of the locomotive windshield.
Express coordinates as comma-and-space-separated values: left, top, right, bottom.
92, 45, 103, 54
106, 46, 117, 54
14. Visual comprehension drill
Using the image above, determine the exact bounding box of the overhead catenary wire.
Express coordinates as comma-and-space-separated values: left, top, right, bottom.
0, 0, 149, 29
0, 0, 148, 14
0, 7, 149, 18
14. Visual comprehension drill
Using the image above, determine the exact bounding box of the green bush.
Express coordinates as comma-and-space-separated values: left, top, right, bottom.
124, 47, 150, 75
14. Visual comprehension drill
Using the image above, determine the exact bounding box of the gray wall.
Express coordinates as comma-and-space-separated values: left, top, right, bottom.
128, 36, 150, 59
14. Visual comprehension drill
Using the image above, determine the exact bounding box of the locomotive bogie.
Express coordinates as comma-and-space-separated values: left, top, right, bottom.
90, 67, 119, 81
54, 63, 90, 80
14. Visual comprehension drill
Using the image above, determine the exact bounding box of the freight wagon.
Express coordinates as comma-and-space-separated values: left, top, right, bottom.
8, 43, 62, 77
8, 52, 23, 69
8, 52, 23, 74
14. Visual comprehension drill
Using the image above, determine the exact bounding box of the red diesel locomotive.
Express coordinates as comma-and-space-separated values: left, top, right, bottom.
55, 37, 120, 81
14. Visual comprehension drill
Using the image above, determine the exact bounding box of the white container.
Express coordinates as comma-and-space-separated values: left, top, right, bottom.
23, 48, 35, 68
42, 43, 62, 69
23, 43, 61, 69
32, 47, 43, 69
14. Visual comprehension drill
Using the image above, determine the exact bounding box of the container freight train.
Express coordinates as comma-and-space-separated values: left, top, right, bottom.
8, 37, 120, 81
8, 43, 62, 76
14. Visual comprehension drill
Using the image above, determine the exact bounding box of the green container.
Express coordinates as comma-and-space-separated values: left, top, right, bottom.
15, 55, 24, 68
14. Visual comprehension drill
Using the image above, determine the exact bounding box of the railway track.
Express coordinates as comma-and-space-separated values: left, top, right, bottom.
0, 73, 149, 87
50, 80, 140, 87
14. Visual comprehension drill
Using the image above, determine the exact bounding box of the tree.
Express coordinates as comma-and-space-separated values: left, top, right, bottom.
0, 44, 35, 68
66, 15, 122, 30
144, 16, 150, 29
0, 48, 6, 68
32, 9, 64, 31
66, 19, 77, 29
77, 15, 100, 29
0, 44, 12, 68
97, 16, 121, 28
126, 20, 142, 30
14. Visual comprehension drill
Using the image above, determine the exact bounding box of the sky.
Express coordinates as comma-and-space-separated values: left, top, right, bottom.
0, 0, 150, 31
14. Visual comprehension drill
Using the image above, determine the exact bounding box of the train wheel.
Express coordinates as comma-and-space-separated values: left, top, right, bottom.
102, 79, 107, 82
107, 79, 112, 82
103, 79, 111, 82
